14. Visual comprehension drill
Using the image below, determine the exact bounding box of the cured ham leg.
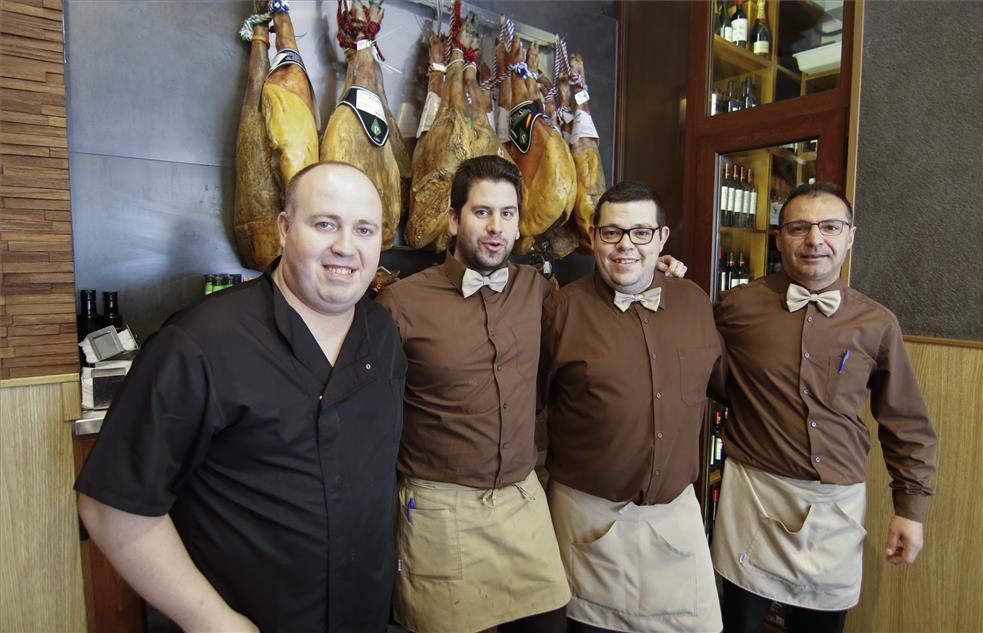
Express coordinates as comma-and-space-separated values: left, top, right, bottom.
261, 3, 318, 187
234, 20, 281, 270
320, 0, 403, 248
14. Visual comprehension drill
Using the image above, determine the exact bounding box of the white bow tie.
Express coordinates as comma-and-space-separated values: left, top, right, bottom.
461, 267, 509, 298
613, 287, 662, 313
786, 283, 841, 317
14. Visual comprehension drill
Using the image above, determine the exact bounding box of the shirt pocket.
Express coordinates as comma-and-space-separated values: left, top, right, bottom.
825, 350, 875, 415
678, 347, 717, 406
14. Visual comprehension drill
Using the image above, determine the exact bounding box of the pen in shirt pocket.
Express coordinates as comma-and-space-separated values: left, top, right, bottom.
406, 497, 415, 524
838, 350, 851, 374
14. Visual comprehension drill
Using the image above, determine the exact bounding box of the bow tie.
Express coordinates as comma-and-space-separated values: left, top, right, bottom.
786, 283, 841, 317
613, 288, 662, 313
461, 267, 509, 298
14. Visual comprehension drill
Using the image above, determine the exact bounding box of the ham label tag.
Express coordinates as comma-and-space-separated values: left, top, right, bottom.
339, 86, 390, 146
508, 100, 543, 154
267, 48, 316, 98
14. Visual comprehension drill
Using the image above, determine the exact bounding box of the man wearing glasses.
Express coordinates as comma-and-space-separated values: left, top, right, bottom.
712, 182, 937, 633
541, 181, 722, 632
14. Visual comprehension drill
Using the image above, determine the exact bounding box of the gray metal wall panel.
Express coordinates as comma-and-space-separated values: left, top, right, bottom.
852, 1, 983, 340
66, 0, 615, 336
69, 153, 247, 338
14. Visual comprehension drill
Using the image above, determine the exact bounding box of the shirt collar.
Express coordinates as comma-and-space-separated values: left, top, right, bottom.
266, 257, 370, 382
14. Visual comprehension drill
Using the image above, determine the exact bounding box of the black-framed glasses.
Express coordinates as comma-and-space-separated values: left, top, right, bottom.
779, 219, 851, 237
595, 225, 661, 245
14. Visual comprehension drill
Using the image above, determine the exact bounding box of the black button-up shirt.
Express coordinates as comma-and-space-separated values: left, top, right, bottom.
75, 265, 406, 632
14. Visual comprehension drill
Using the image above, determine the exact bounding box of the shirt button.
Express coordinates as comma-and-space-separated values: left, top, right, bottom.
803, 352, 811, 359
654, 470, 660, 477
810, 420, 817, 428
489, 330, 495, 337
651, 352, 657, 360
318, 395, 323, 401
656, 392, 662, 399
643, 318, 649, 324
657, 432, 664, 439
497, 365, 504, 371
502, 402, 509, 410
502, 441, 511, 449
807, 316, 814, 323
803, 387, 810, 396
364, 362, 372, 370
815, 456, 822, 463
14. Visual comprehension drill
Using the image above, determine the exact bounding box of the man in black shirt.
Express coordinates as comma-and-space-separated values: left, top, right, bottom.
75, 162, 406, 632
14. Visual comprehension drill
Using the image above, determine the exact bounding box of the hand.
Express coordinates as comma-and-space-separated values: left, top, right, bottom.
657, 255, 688, 278
885, 514, 924, 565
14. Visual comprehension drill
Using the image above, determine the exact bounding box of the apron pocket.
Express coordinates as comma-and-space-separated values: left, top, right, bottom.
397, 492, 462, 580
746, 502, 865, 590
571, 520, 698, 616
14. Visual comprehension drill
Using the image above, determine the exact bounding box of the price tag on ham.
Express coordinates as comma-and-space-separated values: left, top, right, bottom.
574, 89, 590, 105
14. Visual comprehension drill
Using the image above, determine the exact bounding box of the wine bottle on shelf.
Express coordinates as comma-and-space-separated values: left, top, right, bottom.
743, 75, 758, 109
734, 252, 751, 286
751, 0, 771, 57
733, 166, 746, 228
712, 409, 725, 466
731, 0, 749, 48
718, 247, 730, 295
102, 291, 124, 330
720, 0, 733, 41
77, 289, 100, 367
725, 164, 738, 225
725, 251, 737, 289
720, 162, 732, 227
747, 166, 758, 229
726, 80, 741, 113
740, 167, 750, 228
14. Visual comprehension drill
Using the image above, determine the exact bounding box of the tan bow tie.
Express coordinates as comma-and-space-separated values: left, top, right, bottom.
461, 267, 509, 298
613, 287, 662, 313
786, 283, 841, 317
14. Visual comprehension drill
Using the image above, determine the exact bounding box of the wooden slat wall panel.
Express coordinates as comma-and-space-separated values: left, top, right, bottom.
846, 342, 983, 633
0, 0, 76, 379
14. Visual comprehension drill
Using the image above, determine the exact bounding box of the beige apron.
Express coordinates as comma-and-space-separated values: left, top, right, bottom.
710, 460, 867, 611
394, 470, 570, 633
549, 482, 722, 633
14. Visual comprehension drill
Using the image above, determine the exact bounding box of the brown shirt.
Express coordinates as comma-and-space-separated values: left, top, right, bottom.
376, 257, 553, 489
542, 273, 722, 505
714, 272, 937, 521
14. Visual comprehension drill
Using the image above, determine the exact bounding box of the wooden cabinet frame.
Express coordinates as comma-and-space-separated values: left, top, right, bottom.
682, 0, 858, 293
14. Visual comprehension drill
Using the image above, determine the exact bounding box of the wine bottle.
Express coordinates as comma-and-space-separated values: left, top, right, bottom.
751, 0, 771, 58
734, 252, 750, 286
718, 247, 730, 295
743, 75, 758, 109
102, 291, 124, 330
731, 0, 749, 48
733, 166, 746, 228
712, 409, 725, 465
747, 167, 759, 229
725, 164, 738, 225
77, 289, 100, 367
720, 0, 733, 41
720, 162, 732, 227
725, 251, 737, 289
726, 80, 742, 113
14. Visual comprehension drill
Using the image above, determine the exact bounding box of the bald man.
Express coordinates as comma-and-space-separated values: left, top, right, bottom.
76, 162, 407, 633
